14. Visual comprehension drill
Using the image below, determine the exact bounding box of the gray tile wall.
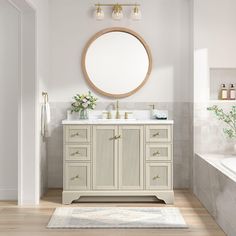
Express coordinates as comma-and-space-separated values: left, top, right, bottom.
194, 154, 236, 236
46, 102, 193, 189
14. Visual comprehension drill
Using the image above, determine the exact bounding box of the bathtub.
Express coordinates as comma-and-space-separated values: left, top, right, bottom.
194, 153, 236, 182
221, 157, 236, 175
194, 153, 236, 236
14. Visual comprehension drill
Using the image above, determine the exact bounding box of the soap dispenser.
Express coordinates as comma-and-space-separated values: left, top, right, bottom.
220, 84, 228, 100
229, 84, 236, 100
149, 104, 158, 119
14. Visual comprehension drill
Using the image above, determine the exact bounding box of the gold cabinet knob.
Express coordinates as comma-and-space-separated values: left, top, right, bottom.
152, 175, 160, 180
71, 151, 80, 156
71, 132, 80, 137
153, 151, 160, 156
153, 132, 160, 137
70, 174, 80, 181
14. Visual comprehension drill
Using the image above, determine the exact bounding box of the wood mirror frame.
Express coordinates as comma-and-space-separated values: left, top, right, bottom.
82, 27, 152, 98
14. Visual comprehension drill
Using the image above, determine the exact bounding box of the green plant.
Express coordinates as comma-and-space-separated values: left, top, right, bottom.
71, 91, 97, 113
207, 105, 236, 138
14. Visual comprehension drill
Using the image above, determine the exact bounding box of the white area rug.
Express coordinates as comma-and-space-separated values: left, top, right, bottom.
47, 207, 187, 228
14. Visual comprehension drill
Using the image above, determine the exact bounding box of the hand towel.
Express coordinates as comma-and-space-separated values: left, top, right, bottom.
41, 102, 51, 137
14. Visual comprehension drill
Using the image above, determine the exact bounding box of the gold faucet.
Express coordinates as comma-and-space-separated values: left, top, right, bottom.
115, 100, 120, 119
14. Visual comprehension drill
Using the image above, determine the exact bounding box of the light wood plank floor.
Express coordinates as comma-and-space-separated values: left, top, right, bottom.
0, 189, 225, 236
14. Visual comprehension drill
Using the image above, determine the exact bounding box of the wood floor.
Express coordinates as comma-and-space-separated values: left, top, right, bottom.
0, 189, 225, 236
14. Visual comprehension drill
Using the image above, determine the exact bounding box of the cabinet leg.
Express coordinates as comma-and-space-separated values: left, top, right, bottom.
62, 191, 81, 204
155, 191, 174, 204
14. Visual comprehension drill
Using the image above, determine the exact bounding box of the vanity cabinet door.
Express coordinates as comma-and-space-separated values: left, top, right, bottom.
65, 144, 90, 161
146, 125, 172, 142
93, 126, 118, 190
146, 163, 172, 190
119, 126, 143, 190
146, 144, 172, 161
65, 125, 90, 143
64, 163, 91, 190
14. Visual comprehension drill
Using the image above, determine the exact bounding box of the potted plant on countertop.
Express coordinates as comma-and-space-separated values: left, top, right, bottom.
71, 91, 97, 120
207, 105, 236, 153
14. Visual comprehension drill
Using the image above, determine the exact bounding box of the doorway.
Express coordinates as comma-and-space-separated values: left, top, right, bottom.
0, 0, 38, 205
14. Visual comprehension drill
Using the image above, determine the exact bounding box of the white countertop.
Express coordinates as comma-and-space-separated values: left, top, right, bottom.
62, 119, 174, 125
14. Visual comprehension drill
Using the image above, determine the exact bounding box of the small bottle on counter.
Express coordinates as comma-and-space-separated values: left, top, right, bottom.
220, 84, 228, 100
149, 104, 158, 119
229, 84, 236, 100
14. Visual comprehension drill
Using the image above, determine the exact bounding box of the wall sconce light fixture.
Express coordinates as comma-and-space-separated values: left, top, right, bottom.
131, 4, 142, 20
94, 4, 105, 20
112, 4, 123, 20
94, 3, 141, 21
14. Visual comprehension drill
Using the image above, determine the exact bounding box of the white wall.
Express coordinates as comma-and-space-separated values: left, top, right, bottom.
0, 0, 20, 200
50, 0, 192, 102
28, 0, 50, 93
47, 0, 193, 190
194, 0, 236, 68
193, 0, 236, 156
27, 0, 50, 197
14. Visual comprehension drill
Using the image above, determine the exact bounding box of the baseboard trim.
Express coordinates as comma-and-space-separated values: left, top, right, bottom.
0, 188, 17, 200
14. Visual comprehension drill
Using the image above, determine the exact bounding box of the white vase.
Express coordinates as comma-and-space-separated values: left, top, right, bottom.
234, 143, 236, 154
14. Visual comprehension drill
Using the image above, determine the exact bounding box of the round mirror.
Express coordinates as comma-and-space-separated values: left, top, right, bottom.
82, 28, 152, 98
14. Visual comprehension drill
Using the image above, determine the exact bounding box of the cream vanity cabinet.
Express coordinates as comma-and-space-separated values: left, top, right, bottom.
62, 122, 174, 204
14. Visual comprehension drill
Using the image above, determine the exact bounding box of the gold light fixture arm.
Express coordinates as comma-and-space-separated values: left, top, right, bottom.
94, 3, 141, 21
95, 3, 140, 7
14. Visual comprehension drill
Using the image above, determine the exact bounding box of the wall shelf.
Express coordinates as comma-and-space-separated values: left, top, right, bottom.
209, 100, 236, 103
210, 68, 236, 100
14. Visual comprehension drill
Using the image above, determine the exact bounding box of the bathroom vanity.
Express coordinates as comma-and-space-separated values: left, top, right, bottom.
62, 119, 174, 204
61, 27, 174, 204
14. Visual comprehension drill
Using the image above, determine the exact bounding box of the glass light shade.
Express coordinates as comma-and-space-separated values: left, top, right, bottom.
112, 4, 123, 20
131, 6, 142, 20
94, 6, 104, 20
112, 11, 123, 20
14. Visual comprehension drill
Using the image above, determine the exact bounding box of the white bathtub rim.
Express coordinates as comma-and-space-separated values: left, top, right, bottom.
221, 157, 236, 176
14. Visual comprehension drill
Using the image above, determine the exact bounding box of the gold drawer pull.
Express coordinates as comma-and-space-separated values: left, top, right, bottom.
153, 151, 160, 156
152, 175, 160, 180
70, 174, 80, 181
110, 135, 121, 140
153, 132, 160, 137
71, 132, 80, 137
71, 151, 80, 156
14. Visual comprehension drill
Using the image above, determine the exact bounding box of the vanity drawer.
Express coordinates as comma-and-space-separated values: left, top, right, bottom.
146, 144, 172, 161
65, 125, 90, 143
146, 125, 172, 142
64, 163, 91, 190
146, 163, 172, 190
65, 145, 91, 161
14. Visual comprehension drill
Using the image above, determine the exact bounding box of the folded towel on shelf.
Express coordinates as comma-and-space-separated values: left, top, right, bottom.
41, 102, 51, 137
